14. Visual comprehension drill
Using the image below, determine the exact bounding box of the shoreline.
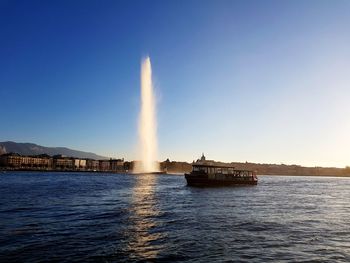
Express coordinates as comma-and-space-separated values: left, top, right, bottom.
0, 168, 128, 174
1, 168, 350, 178
258, 173, 350, 178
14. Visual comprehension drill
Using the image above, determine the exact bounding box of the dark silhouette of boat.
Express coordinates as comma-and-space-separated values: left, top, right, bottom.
185, 163, 258, 186
131, 171, 164, 175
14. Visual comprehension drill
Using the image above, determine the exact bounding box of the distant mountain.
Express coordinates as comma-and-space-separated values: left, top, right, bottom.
0, 141, 107, 160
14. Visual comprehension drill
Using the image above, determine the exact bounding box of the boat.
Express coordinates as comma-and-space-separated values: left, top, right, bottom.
185, 163, 258, 186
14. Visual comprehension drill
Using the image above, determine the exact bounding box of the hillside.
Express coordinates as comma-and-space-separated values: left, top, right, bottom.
0, 141, 107, 160
160, 159, 350, 177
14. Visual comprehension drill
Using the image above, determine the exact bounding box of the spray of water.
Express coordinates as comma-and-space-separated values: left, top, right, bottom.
134, 56, 160, 173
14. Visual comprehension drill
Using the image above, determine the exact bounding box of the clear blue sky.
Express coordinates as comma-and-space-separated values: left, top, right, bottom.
1, 0, 349, 167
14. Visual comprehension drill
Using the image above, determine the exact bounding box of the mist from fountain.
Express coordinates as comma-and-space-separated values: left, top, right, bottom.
133, 56, 160, 173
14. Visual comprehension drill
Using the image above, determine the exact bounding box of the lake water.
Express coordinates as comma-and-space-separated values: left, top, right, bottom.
1, 172, 350, 262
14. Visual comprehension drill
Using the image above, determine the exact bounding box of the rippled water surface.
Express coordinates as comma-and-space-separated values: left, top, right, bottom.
1, 172, 350, 262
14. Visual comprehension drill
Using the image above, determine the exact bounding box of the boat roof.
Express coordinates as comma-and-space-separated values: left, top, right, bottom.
193, 163, 234, 168
193, 163, 252, 169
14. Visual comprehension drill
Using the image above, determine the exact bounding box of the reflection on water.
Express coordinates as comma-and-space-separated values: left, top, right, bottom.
125, 174, 165, 260
2, 173, 350, 262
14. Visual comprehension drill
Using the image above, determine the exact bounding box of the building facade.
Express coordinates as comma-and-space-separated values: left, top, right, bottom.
0, 153, 52, 169
86, 159, 99, 171
53, 155, 74, 170
0, 153, 127, 173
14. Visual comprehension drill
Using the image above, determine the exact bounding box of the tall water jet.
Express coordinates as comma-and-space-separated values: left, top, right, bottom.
135, 56, 159, 173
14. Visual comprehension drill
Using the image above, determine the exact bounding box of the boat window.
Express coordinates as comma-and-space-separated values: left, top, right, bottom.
199, 166, 208, 173
222, 168, 228, 174
193, 166, 200, 171
216, 168, 222, 173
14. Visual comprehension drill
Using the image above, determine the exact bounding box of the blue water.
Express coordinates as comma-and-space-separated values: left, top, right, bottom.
1, 172, 350, 262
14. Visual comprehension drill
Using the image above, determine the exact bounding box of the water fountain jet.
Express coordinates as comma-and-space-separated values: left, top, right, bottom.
133, 56, 160, 173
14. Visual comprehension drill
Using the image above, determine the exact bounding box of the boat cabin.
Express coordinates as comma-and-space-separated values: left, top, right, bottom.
192, 164, 254, 178
186, 163, 257, 186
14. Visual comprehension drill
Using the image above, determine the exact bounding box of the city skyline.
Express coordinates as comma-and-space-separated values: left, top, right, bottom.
1, 1, 350, 167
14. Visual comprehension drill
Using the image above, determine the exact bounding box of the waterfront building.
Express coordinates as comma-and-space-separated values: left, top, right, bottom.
53, 155, 74, 170
28, 154, 52, 169
123, 161, 131, 172
1, 153, 127, 173
0, 153, 22, 168
86, 159, 99, 171
99, 160, 110, 171
74, 159, 86, 170
0, 153, 52, 170
110, 158, 124, 172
